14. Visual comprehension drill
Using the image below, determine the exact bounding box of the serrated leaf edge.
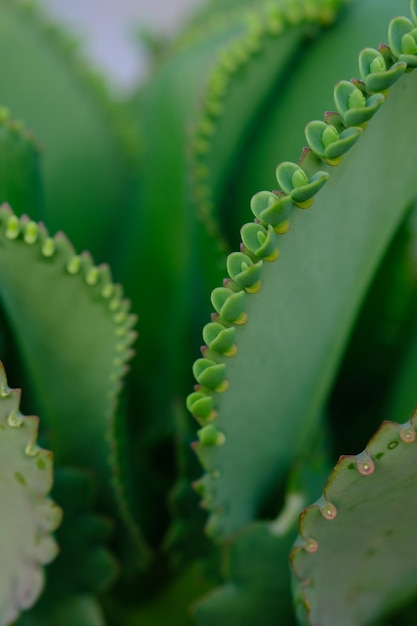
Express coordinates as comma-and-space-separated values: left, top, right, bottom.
0, 202, 153, 565
188, 0, 346, 251
186, 1, 417, 536
289, 409, 417, 625
0, 360, 62, 623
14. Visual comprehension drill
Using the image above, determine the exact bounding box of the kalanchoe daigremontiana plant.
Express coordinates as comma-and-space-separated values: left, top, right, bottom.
1, 0, 417, 623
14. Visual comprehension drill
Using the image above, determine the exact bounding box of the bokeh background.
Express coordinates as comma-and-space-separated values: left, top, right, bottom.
40, 0, 203, 90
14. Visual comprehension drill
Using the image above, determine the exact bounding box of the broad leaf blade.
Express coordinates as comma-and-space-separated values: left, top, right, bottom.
0, 205, 151, 566
0, 0, 134, 261
120, 0, 342, 422
0, 110, 43, 219
0, 361, 61, 624
291, 414, 417, 626
231, 0, 411, 221
189, 49, 417, 538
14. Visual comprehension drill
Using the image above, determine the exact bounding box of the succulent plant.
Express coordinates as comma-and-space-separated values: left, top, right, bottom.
1, 0, 417, 623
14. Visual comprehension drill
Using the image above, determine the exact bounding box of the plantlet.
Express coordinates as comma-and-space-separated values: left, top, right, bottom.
1, 0, 417, 624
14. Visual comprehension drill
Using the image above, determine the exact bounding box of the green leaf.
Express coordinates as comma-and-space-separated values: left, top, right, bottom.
193, 429, 332, 626
0, 109, 43, 219
250, 191, 292, 232
45, 468, 118, 594
118, 0, 346, 442
305, 120, 363, 165
388, 16, 417, 67
0, 361, 61, 624
189, 1, 343, 238
193, 359, 228, 393
18, 467, 118, 625
193, 520, 299, 626
334, 80, 385, 126
189, 57, 417, 539
0, 0, 135, 261
211, 288, 248, 325
291, 414, 417, 626
226, 252, 263, 293
202, 323, 237, 357
275, 161, 328, 208
230, 0, 411, 220
241, 222, 279, 261
0, 205, 151, 567
358, 47, 407, 93
17, 594, 106, 626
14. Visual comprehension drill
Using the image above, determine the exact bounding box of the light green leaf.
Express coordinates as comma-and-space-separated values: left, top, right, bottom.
0, 361, 61, 625
0, 0, 135, 261
189, 53, 417, 539
291, 414, 417, 626
0, 205, 151, 567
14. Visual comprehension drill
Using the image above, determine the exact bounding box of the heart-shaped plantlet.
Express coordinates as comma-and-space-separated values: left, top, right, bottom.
0, 361, 61, 625
291, 410, 417, 626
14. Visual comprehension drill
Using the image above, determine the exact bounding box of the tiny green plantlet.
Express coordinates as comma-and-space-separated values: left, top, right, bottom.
1, 0, 417, 624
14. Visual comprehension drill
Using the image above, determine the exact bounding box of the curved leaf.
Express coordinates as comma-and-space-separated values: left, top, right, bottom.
0, 204, 151, 567
0, 0, 135, 262
230, 0, 411, 223
120, 0, 345, 433
188, 12, 417, 538
0, 361, 61, 625
291, 413, 417, 626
